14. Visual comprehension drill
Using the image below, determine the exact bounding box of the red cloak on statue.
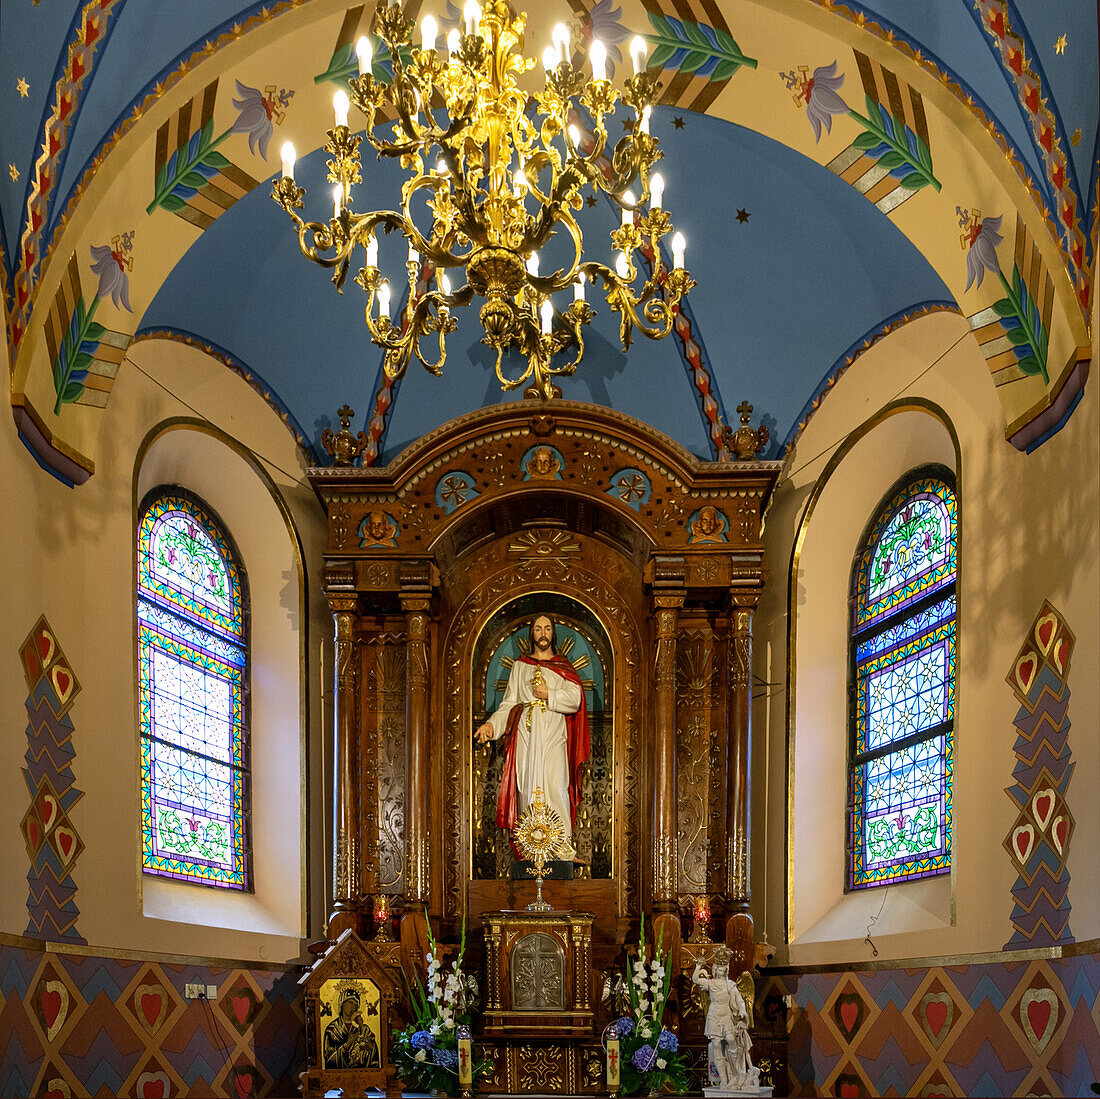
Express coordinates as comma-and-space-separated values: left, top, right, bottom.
495, 654, 591, 833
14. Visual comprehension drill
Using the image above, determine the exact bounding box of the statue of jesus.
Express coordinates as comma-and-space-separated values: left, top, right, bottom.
475, 615, 590, 860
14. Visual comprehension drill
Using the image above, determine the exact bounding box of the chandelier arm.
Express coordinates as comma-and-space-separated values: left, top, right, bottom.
493, 342, 535, 391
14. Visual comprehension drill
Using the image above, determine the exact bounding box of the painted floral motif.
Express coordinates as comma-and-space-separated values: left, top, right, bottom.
645, 12, 756, 82
572, 0, 631, 74
148, 80, 292, 215
960, 208, 1049, 381
52, 234, 134, 413
229, 81, 293, 159
784, 63, 940, 191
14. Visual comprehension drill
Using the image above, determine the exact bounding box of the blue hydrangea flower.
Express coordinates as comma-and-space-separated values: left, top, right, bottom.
411, 1029, 434, 1050
631, 1044, 658, 1071
432, 1047, 459, 1068
657, 1028, 678, 1051
613, 1016, 634, 1037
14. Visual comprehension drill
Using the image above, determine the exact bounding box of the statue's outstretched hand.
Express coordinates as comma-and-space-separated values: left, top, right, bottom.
475, 722, 494, 745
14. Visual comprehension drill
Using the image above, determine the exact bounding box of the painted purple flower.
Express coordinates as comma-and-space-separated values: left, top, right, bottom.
801, 61, 849, 142
89, 243, 132, 311
576, 0, 630, 68
963, 214, 1003, 291
230, 80, 292, 160
631, 1045, 658, 1071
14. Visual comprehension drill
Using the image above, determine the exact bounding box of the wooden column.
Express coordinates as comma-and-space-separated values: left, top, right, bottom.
725, 599, 755, 913
652, 590, 684, 914
402, 595, 431, 909
328, 595, 362, 938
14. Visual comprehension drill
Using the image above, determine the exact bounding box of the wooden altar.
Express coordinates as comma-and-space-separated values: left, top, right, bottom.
307, 401, 783, 1092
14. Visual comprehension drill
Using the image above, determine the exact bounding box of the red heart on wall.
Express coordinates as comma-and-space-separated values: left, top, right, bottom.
42, 989, 62, 1029
232, 994, 251, 1025
38, 792, 58, 833
54, 826, 77, 863
36, 627, 56, 666
925, 1000, 947, 1037
1035, 613, 1058, 653
141, 993, 163, 1029
26, 816, 40, 850
1052, 816, 1070, 855
1014, 653, 1037, 694
1012, 824, 1035, 864
234, 1071, 254, 1098
136, 1071, 169, 1099
1031, 789, 1055, 831
1052, 636, 1071, 674
51, 664, 73, 701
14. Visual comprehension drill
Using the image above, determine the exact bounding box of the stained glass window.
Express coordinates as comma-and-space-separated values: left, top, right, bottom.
138, 490, 250, 890
849, 469, 956, 890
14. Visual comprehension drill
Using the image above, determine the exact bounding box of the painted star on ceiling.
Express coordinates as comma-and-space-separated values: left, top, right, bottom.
16, 77, 29, 98
8, 164, 19, 181
672, 116, 685, 129
1054, 34, 1067, 55
1071, 128, 1082, 146
736, 208, 750, 224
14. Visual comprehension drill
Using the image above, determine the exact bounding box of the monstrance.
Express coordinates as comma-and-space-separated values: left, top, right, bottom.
513, 786, 564, 912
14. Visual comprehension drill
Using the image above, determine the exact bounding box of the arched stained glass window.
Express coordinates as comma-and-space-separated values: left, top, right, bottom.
849, 468, 956, 890
138, 489, 251, 890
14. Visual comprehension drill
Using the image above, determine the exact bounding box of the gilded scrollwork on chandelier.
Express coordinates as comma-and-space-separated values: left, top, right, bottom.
272, 0, 695, 400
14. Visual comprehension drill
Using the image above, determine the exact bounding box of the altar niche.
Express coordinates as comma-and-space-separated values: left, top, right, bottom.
472, 593, 613, 882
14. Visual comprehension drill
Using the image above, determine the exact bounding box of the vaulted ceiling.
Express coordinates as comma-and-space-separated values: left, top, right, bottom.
2, 0, 1095, 483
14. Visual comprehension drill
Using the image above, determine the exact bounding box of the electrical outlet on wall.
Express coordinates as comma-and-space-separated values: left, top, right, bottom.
207, 985, 218, 1000
184, 983, 205, 999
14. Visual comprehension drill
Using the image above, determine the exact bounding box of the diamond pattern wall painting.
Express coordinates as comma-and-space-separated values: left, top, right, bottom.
137, 490, 250, 889
849, 471, 956, 888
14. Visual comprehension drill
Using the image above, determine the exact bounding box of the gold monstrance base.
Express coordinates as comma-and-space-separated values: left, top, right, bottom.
512, 787, 566, 912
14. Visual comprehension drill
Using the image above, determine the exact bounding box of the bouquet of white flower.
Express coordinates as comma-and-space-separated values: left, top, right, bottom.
393, 922, 492, 1096
605, 915, 689, 1095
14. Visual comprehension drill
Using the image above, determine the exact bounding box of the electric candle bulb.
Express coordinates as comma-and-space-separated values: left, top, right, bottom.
421, 14, 438, 52
440, 272, 451, 295
356, 35, 373, 75
649, 172, 664, 208
280, 142, 296, 180
552, 22, 570, 63
527, 251, 540, 277
542, 45, 559, 72
672, 231, 685, 269
408, 241, 419, 264
447, 28, 461, 56
568, 124, 581, 151
615, 251, 630, 279
574, 271, 586, 302
333, 89, 350, 129
463, 0, 480, 35
513, 169, 527, 196
630, 35, 647, 74
541, 298, 553, 335
621, 190, 635, 226
366, 234, 378, 268
378, 280, 391, 319
589, 38, 607, 81
640, 105, 651, 135
332, 184, 343, 218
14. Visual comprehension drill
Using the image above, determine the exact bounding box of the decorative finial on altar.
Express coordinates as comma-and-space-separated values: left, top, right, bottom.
322, 404, 369, 467
720, 400, 770, 460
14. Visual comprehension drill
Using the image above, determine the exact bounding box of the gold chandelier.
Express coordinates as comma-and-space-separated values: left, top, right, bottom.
273, 0, 695, 400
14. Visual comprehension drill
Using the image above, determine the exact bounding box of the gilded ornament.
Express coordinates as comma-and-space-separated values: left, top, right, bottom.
721, 400, 770, 460
513, 786, 566, 911
322, 404, 369, 466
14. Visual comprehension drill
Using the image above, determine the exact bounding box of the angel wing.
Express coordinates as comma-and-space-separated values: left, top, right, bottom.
736, 971, 756, 1022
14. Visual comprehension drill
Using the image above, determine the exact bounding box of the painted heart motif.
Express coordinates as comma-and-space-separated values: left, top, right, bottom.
38, 791, 58, 833
835, 1074, 862, 1098
1014, 652, 1037, 695
40, 980, 68, 1041
1052, 815, 1071, 856
36, 626, 56, 666
920, 992, 953, 1046
50, 663, 73, 703
231, 993, 252, 1026
22, 640, 41, 682
1031, 788, 1056, 832
1020, 987, 1058, 1052
136, 985, 166, 1031
43, 1079, 69, 1099
234, 1069, 255, 1098
1052, 635, 1071, 674
136, 1071, 169, 1099
1012, 823, 1035, 865
53, 825, 78, 864
1034, 612, 1058, 653
833, 993, 864, 1041
25, 815, 41, 851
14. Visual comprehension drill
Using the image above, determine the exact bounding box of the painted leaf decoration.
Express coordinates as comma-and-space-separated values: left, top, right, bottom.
160, 194, 187, 212
992, 298, 1018, 318
63, 380, 85, 400
1016, 355, 1043, 375
1006, 327, 1032, 346
900, 172, 925, 189
852, 131, 880, 150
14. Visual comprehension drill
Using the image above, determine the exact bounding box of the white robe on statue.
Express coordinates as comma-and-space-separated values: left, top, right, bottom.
486, 658, 582, 852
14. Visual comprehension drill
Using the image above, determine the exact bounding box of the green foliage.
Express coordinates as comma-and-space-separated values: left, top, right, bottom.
645, 12, 757, 81
51, 295, 103, 414
849, 94, 940, 193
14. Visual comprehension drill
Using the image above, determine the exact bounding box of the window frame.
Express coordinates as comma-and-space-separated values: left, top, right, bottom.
137, 485, 253, 892
846, 464, 956, 892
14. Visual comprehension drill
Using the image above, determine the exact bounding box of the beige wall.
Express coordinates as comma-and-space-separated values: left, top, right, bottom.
755, 310, 1099, 966
1, 337, 328, 964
